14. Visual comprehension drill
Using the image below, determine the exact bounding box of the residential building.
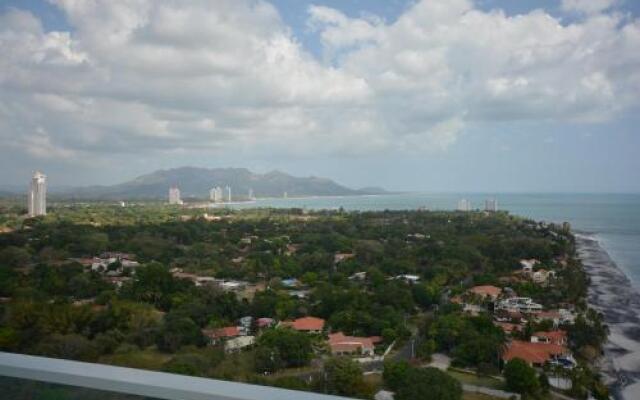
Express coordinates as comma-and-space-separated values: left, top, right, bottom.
496, 297, 543, 313
533, 269, 556, 284
519, 259, 540, 275
462, 304, 485, 316
219, 280, 246, 291
281, 278, 301, 288
457, 199, 472, 212
202, 326, 242, 345
169, 186, 183, 205
394, 274, 420, 284
256, 318, 275, 329
531, 331, 567, 346
327, 332, 381, 356
224, 336, 255, 353
485, 198, 498, 212
280, 317, 325, 334
226, 186, 232, 202
28, 171, 47, 217
349, 272, 367, 281
502, 340, 570, 367
210, 186, 224, 203
468, 285, 503, 301
533, 309, 575, 327
239, 316, 253, 330
334, 253, 355, 265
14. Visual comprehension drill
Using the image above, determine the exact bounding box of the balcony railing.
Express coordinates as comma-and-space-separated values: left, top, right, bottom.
0, 351, 355, 400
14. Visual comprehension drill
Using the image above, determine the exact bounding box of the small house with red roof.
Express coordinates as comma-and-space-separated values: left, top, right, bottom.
280, 317, 325, 334
502, 340, 570, 368
202, 326, 242, 345
468, 285, 503, 301
328, 332, 382, 356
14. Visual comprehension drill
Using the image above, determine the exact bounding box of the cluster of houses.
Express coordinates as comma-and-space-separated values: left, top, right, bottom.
69, 252, 141, 287
170, 268, 249, 292
452, 258, 577, 371
201, 316, 384, 356
502, 259, 558, 286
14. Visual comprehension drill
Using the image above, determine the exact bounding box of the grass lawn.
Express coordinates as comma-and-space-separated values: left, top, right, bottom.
447, 369, 505, 390
99, 348, 172, 370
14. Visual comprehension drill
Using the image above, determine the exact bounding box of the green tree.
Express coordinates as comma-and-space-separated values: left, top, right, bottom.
34, 334, 98, 361
156, 313, 203, 352
163, 354, 209, 376
0, 246, 30, 268
383, 360, 410, 391
255, 328, 312, 371
395, 367, 462, 400
504, 358, 540, 396
324, 357, 366, 397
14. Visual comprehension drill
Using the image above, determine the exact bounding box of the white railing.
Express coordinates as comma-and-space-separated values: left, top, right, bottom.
0, 352, 354, 400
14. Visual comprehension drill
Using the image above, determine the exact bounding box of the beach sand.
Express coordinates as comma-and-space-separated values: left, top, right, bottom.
577, 234, 640, 400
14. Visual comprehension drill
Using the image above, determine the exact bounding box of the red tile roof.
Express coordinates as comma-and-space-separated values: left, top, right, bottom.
282, 317, 325, 332
502, 340, 568, 365
203, 326, 241, 339
469, 285, 502, 298
328, 332, 377, 353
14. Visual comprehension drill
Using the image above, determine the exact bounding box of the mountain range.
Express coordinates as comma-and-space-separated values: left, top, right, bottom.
3, 167, 387, 200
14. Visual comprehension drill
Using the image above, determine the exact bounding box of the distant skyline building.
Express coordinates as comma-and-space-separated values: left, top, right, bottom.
169, 185, 183, 205
226, 186, 231, 202
248, 188, 254, 200
485, 199, 498, 212
210, 186, 223, 203
210, 186, 222, 203
28, 171, 47, 217
457, 198, 472, 212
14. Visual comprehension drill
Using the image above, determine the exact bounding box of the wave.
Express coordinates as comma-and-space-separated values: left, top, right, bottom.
576, 235, 640, 400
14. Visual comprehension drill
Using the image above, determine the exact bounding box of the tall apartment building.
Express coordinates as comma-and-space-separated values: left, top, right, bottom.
28, 171, 47, 217
210, 186, 224, 203
169, 186, 183, 205
485, 199, 498, 212
457, 198, 472, 212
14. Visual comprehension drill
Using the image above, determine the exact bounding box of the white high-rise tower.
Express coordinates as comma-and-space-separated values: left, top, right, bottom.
457, 199, 472, 212
28, 171, 47, 217
169, 185, 183, 205
485, 199, 498, 212
226, 186, 232, 202
210, 186, 224, 203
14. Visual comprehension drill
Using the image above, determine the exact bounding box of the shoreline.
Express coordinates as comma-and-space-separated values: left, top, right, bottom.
576, 233, 640, 400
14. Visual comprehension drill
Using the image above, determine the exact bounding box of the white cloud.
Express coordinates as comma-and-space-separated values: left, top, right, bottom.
0, 0, 639, 171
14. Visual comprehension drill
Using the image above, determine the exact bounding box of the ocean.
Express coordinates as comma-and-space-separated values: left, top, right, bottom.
231, 192, 640, 399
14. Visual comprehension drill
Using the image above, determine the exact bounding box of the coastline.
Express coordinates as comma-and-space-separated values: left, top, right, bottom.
576, 233, 640, 400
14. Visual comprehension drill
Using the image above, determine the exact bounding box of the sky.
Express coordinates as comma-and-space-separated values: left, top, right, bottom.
1, 0, 639, 193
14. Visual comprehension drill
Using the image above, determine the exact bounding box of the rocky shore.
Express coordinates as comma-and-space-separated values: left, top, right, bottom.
576, 234, 640, 400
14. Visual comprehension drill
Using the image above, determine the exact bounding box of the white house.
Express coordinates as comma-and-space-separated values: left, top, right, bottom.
520, 259, 540, 275
497, 297, 543, 313
224, 336, 255, 353
394, 274, 420, 283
